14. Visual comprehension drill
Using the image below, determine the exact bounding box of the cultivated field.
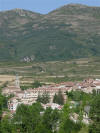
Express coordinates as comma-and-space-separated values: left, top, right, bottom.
0, 57, 100, 86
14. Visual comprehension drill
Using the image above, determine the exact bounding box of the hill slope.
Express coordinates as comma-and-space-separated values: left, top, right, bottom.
0, 4, 100, 61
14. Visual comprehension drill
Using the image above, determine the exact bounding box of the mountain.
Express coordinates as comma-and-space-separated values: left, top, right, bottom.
0, 4, 100, 61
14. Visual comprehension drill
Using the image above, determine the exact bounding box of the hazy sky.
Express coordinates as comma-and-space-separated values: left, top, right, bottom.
0, 0, 100, 14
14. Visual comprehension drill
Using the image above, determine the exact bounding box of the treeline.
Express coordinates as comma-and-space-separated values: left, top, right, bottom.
0, 102, 82, 133
0, 103, 60, 133
0, 91, 7, 132
0, 90, 100, 133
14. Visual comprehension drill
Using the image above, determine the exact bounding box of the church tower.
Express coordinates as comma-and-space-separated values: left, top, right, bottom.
15, 74, 20, 88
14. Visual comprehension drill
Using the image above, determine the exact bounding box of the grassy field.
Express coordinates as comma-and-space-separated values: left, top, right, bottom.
0, 57, 100, 86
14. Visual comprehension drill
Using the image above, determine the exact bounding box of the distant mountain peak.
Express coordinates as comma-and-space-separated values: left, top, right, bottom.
11, 8, 23, 11
66, 3, 88, 7
0, 8, 41, 15
0, 8, 25, 13
58, 3, 89, 10
9, 8, 35, 14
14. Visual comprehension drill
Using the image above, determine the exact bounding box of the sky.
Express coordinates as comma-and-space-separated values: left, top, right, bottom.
0, 0, 100, 14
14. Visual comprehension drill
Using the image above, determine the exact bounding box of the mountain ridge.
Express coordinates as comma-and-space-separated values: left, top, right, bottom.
0, 3, 99, 14
0, 4, 100, 62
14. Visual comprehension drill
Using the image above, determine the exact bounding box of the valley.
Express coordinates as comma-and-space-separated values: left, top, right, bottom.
0, 4, 100, 133
0, 57, 100, 87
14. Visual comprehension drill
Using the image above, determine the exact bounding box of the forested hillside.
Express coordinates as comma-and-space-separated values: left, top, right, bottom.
0, 4, 100, 61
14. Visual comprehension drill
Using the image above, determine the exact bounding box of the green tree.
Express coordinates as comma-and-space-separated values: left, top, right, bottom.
0, 93, 7, 120
89, 94, 100, 133
37, 93, 42, 102
57, 90, 64, 105
59, 102, 81, 133
1, 116, 16, 133
59, 119, 81, 133
51, 109, 60, 132
53, 90, 64, 105
43, 107, 60, 132
53, 93, 58, 103
37, 92, 50, 104
34, 122, 52, 133
13, 102, 43, 133
32, 81, 42, 88
42, 92, 50, 104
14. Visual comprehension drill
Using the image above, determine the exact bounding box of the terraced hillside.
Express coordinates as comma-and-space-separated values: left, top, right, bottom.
0, 58, 100, 86
0, 4, 100, 61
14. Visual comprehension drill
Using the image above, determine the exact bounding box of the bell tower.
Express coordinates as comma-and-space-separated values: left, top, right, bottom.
15, 74, 20, 88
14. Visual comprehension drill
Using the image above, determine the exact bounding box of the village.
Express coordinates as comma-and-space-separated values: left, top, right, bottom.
2, 76, 100, 113
0, 74, 99, 133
